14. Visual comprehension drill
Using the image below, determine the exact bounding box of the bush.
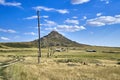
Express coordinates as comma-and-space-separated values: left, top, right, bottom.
117, 62, 120, 65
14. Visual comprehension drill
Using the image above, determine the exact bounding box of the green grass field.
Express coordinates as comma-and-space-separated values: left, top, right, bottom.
0, 47, 120, 80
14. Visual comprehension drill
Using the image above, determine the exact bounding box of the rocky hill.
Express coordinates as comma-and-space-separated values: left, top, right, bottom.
0, 31, 88, 48
32, 31, 88, 47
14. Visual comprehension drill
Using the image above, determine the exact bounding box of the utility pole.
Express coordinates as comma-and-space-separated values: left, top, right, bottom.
37, 10, 41, 63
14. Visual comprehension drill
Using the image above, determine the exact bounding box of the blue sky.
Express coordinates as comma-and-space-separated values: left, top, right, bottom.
0, 0, 120, 47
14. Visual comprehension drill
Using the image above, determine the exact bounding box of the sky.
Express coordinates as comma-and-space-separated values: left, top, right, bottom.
0, 0, 120, 47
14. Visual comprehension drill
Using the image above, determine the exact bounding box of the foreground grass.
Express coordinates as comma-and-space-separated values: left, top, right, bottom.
5, 57, 120, 80
0, 47, 120, 80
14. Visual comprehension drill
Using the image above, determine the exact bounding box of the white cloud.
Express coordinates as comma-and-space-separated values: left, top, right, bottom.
115, 15, 120, 18
42, 15, 49, 18
71, 0, 90, 5
56, 9, 69, 14
0, 28, 16, 33
100, 0, 109, 4
24, 16, 37, 20
43, 19, 85, 32
7, 29, 16, 33
24, 15, 49, 20
96, 13, 102, 16
33, 6, 54, 11
0, 0, 21, 7
72, 16, 78, 19
41, 20, 57, 27
87, 21, 105, 26
64, 19, 79, 25
115, 15, 120, 17
0, 37, 10, 40
83, 16, 87, 20
33, 6, 69, 14
87, 15, 120, 26
45, 20, 56, 25
24, 32, 36, 36
45, 27, 57, 31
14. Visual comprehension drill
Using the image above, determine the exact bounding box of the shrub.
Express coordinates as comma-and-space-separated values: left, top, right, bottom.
117, 62, 120, 65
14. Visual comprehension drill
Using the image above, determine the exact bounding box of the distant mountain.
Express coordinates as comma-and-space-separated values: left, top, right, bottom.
32, 31, 88, 47
0, 31, 89, 48
0, 31, 119, 49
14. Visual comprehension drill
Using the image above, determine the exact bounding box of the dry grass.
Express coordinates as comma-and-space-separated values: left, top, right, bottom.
4, 57, 120, 80
0, 56, 12, 63
0, 47, 120, 80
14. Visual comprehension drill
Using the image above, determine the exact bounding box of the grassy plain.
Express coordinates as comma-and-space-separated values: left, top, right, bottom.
0, 47, 120, 80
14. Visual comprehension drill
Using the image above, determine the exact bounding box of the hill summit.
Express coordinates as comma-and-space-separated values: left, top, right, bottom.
32, 31, 87, 47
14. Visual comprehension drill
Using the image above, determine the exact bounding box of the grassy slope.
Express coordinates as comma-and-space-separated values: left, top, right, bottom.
0, 42, 36, 48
